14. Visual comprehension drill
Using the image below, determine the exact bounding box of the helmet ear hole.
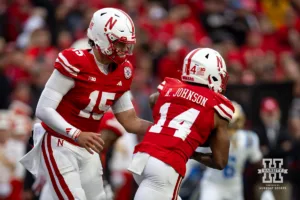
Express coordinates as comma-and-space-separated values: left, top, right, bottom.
212, 76, 218, 81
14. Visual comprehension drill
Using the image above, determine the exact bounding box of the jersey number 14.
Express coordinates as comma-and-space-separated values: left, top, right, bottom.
149, 103, 200, 140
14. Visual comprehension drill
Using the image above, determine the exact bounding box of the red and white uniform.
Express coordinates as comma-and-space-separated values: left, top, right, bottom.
39, 112, 125, 200
20, 48, 134, 200
128, 77, 234, 200
42, 48, 133, 145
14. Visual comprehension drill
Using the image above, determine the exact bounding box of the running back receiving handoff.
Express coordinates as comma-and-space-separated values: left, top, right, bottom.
129, 48, 235, 200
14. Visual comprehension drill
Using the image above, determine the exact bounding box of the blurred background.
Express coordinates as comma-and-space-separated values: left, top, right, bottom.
1, 0, 300, 200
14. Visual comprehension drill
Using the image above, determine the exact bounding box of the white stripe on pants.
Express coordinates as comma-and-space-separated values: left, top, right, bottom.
40, 133, 106, 200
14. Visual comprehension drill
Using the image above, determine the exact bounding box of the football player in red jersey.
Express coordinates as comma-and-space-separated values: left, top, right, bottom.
20, 8, 152, 200
128, 48, 235, 200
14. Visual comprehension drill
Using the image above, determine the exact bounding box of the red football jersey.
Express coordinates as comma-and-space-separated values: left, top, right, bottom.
134, 77, 234, 177
41, 48, 133, 143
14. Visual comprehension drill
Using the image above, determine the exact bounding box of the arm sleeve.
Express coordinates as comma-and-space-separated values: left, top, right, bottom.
248, 132, 263, 163
35, 69, 80, 139
111, 91, 134, 114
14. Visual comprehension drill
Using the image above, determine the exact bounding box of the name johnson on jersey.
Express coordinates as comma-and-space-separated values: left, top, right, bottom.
166, 88, 208, 107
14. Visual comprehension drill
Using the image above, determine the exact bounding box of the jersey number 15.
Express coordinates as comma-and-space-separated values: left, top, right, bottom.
79, 91, 116, 120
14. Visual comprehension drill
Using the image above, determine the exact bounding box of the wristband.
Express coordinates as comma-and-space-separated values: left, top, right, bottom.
72, 129, 82, 142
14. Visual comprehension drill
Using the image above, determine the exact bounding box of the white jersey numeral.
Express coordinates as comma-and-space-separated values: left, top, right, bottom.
72, 49, 84, 56
149, 103, 171, 133
79, 90, 99, 119
79, 91, 116, 120
149, 103, 200, 140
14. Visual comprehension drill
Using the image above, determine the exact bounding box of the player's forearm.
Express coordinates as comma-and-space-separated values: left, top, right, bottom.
136, 119, 153, 136
191, 152, 225, 170
115, 108, 153, 136
35, 70, 81, 139
126, 118, 153, 136
36, 88, 80, 140
149, 92, 159, 109
191, 152, 214, 167
36, 106, 80, 139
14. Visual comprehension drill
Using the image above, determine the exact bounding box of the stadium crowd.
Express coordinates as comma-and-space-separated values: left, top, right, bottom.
1, 0, 300, 200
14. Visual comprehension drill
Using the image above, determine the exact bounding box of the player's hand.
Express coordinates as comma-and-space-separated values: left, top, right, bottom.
76, 132, 105, 154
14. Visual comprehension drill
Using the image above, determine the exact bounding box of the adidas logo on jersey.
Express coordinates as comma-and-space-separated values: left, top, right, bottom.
117, 81, 122, 86
66, 128, 71, 134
